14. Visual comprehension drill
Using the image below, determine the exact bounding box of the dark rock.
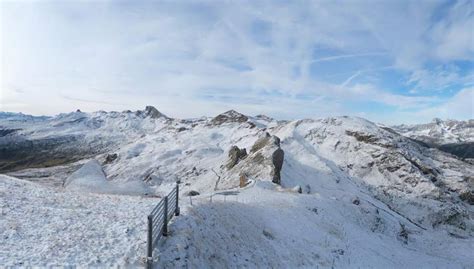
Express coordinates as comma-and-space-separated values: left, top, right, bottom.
352, 197, 360, 205
398, 224, 409, 244
345, 130, 379, 143
226, 146, 247, 169
459, 191, 474, 205
186, 190, 200, 196
332, 249, 345, 256
272, 148, 284, 184
262, 229, 274, 240
104, 153, 118, 164
292, 185, 302, 193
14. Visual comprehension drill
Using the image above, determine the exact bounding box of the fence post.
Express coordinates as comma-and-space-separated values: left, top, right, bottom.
175, 184, 180, 216
163, 196, 168, 236
147, 215, 153, 269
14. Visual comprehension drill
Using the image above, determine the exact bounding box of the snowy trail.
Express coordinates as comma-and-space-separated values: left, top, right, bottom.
0, 175, 158, 267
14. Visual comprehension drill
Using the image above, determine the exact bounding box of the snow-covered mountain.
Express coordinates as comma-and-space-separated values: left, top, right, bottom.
392, 119, 474, 160
392, 118, 473, 145
1, 107, 473, 267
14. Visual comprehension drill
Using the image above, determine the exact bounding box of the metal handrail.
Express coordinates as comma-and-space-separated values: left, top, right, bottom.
146, 184, 180, 269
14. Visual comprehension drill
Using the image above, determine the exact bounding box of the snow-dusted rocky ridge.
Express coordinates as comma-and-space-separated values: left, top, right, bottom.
1, 107, 473, 267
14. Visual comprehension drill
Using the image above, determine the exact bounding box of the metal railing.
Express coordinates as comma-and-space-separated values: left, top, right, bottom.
147, 184, 180, 269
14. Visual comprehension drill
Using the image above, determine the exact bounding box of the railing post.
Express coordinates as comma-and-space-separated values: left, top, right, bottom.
175, 184, 180, 216
163, 196, 168, 236
147, 215, 153, 269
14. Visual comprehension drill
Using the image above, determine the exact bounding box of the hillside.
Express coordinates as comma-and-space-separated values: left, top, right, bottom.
0, 107, 473, 267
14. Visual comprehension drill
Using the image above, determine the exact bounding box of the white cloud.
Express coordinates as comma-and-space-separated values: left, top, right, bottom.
431, 0, 474, 61
417, 87, 474, 120
0, 0, 472, 123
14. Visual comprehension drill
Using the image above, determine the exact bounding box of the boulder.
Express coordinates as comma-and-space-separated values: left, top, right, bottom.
271, 148, 284, 184
186, 190, 200, 196
352, 197, 360, 205
104, 153, 118, 164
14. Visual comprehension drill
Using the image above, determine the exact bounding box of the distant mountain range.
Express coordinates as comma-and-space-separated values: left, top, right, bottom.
392, 118, 474, 159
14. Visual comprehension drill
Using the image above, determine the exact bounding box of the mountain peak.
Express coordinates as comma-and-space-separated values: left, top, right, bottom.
211, 110, 249, 125
136, 106, 168, 119
432, 118, 443, 124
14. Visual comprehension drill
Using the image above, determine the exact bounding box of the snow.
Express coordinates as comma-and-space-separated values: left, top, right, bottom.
156, 182, 474, 268
65, 159, 151, 195
1, 109, 473, 268
392, 118, 473, 144
65, 159, 108, 188
0, 175, 158, 267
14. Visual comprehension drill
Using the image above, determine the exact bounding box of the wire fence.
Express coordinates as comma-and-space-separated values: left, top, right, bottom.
146, 184, 179, 269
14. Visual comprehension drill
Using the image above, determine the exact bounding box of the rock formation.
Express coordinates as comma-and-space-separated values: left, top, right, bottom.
211, 110, 249, 125
226, 146, 247, 169
220, 132, 284, 189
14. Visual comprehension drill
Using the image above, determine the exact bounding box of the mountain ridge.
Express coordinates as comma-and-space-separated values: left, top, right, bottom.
1, 106, 473, 267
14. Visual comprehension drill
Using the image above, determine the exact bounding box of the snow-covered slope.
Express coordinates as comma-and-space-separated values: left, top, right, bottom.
157, 182, 474, 268
0, 175, 158, 267
1, 108, 473, 267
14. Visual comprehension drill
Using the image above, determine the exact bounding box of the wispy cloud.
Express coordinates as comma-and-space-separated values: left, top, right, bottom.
305, 52, 387, 64
0, 0, 472, 124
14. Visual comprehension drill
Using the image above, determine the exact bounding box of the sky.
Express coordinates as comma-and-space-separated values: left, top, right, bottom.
0, 0, 473, 124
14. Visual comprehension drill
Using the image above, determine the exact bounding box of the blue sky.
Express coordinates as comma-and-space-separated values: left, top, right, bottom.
0, 0, 473, 124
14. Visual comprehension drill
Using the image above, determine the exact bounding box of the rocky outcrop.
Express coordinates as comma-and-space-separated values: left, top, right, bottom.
219, 132, 284, 189
145, 106, 165, 118
226, 146, 247, 169
459, 191, 474, 205
104, 153, 118, 164
272, 148, 284, 184
240, 174, 249, 188
135, 106, 168, 119
211, 110, 249, 126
